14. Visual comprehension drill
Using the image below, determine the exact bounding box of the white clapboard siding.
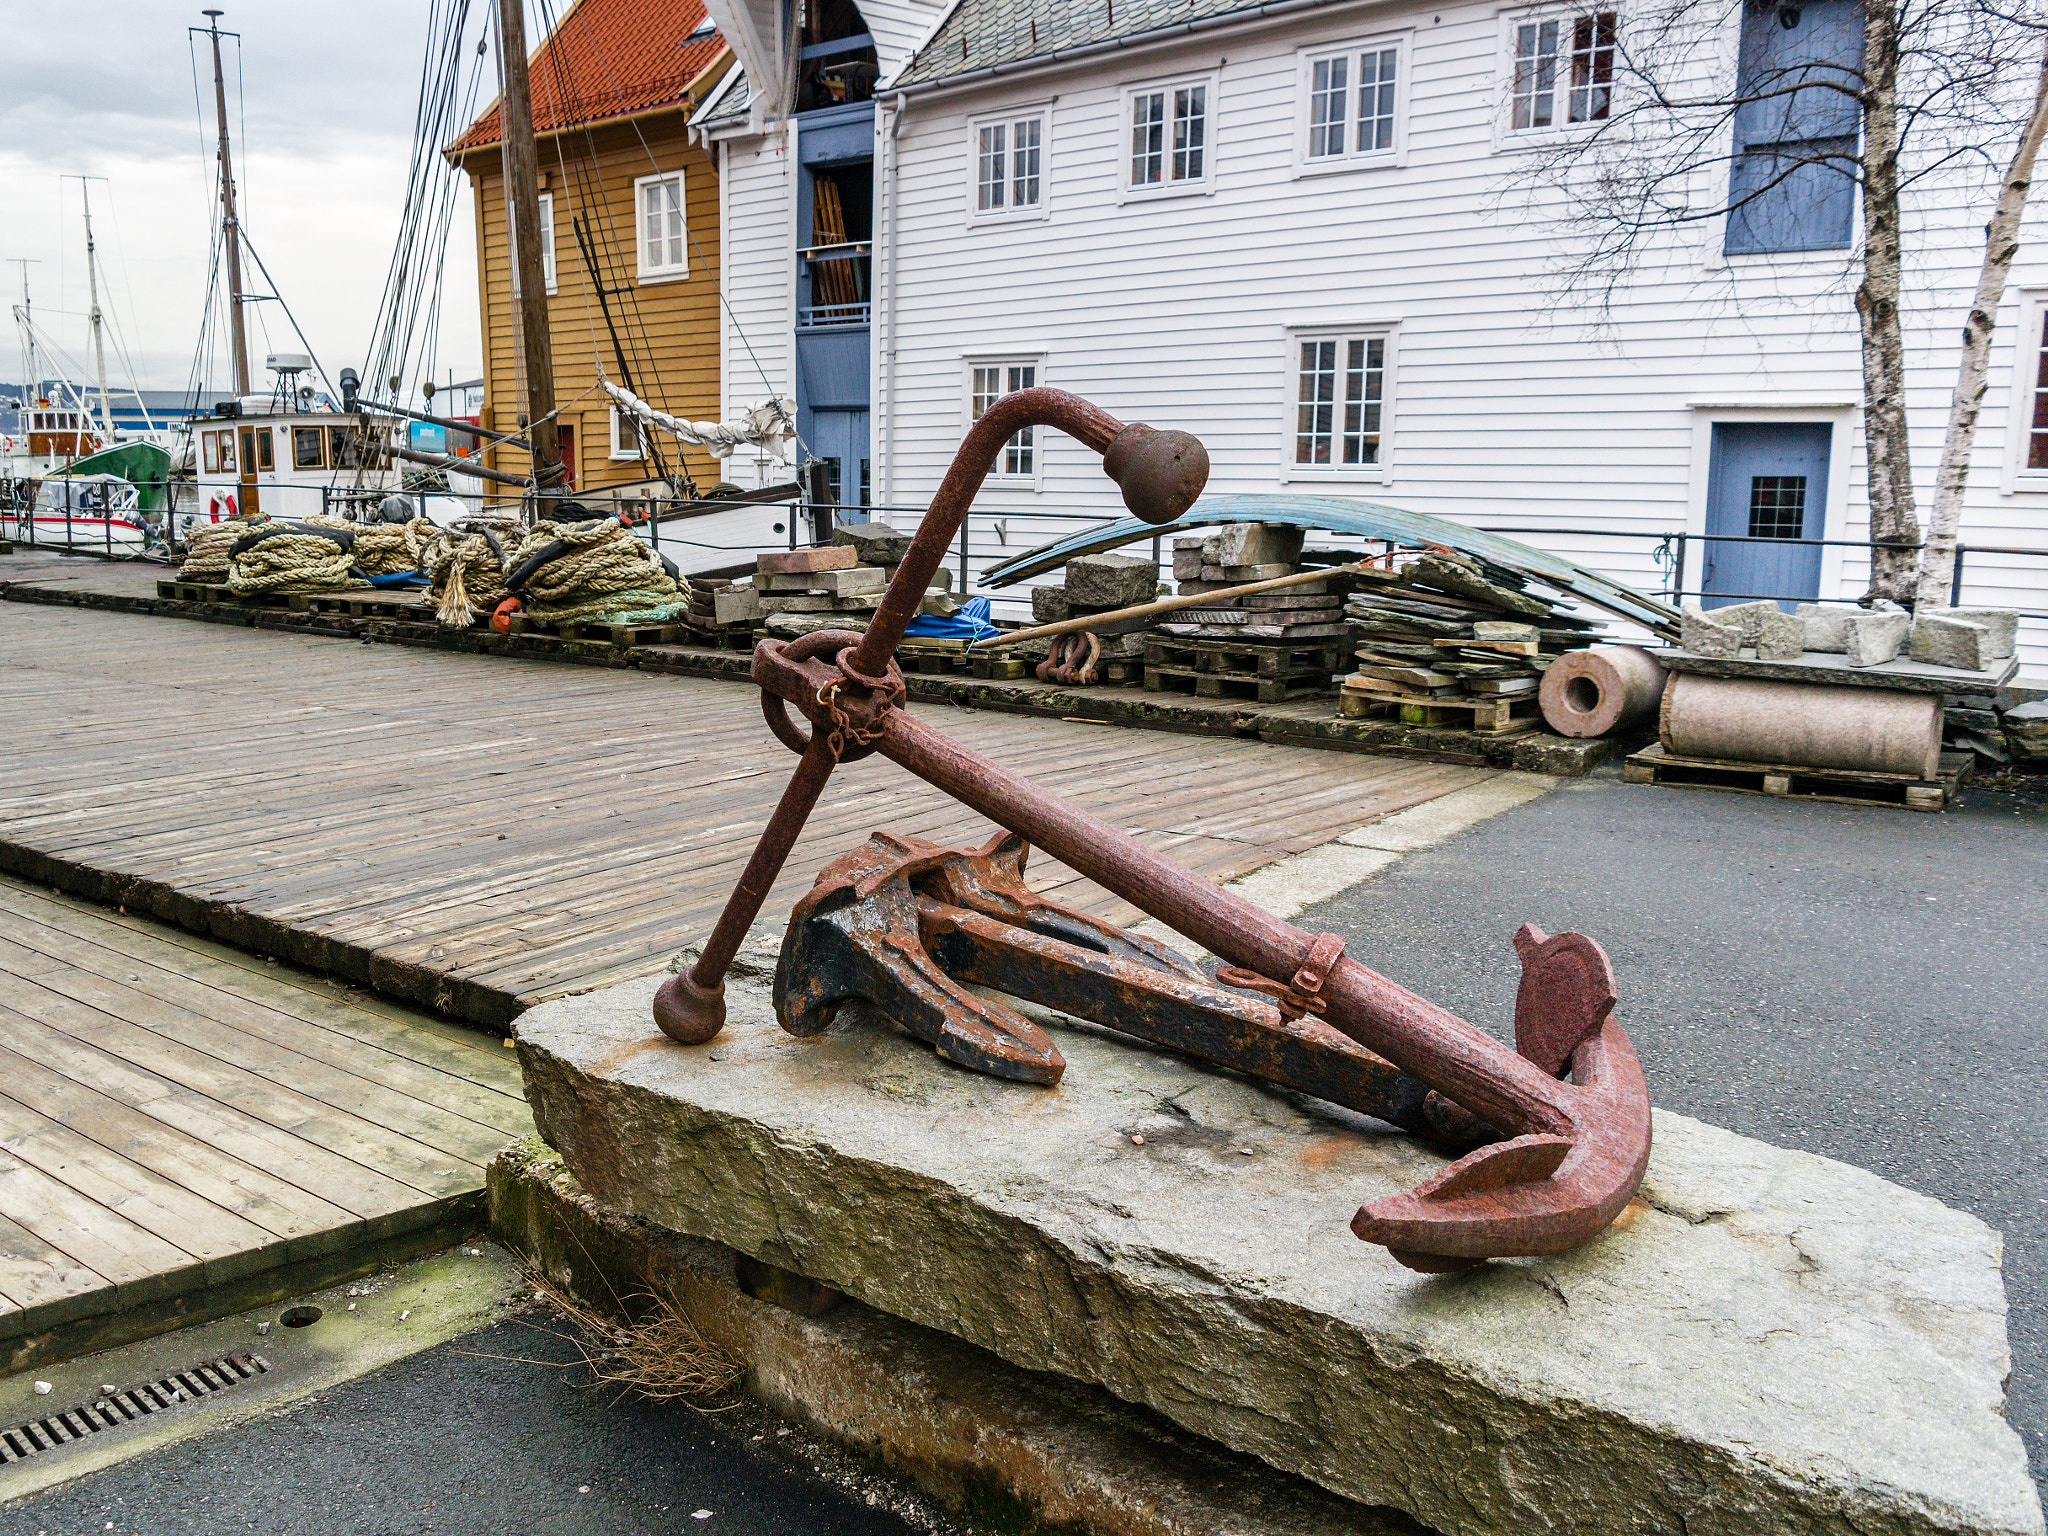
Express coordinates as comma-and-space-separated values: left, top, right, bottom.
719, 126, 796, 431
873, 0, 2048, 665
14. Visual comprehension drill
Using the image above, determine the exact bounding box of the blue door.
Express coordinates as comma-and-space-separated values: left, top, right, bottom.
1702, 423, 1830, 610
808, 409, 870, 518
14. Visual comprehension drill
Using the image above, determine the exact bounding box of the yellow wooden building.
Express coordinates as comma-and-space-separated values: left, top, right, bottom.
446, 0, 733, 497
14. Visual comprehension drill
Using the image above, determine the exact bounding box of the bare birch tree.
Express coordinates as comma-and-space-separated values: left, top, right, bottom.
1517, 0, 2048, 605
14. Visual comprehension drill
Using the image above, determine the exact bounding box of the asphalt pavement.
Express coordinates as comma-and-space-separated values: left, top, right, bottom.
1, 1311, 955, 1536
1295, 766, 2048, 1497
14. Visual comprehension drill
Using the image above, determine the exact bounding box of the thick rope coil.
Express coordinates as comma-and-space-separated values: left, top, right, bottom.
506, 516, 685, 626
179, 515, 267, 582
225, 517, 369, 595
350, 515, 437, 577
423, 518, 518, 628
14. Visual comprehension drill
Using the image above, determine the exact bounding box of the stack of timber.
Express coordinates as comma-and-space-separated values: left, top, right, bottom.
1339, 551, 1605, 734
1146, 524, 1350, 702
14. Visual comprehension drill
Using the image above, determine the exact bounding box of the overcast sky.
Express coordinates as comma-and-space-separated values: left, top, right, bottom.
0, 0, 496, 398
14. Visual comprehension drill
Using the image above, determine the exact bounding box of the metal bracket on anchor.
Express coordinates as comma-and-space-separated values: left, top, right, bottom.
775, 831, 1495, 1146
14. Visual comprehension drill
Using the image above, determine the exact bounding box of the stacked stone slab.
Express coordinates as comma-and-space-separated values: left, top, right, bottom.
1162, 524, 1348, 642
1013, 551, 1166, 677
1341, 551, 1605, 723
703, 526, 957, 641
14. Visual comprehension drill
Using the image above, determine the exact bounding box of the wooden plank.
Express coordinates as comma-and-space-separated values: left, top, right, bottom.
0, 1045, 360, 1246
0, 1095, 286, 1283
0, 1209, 102, 1320
0, 1148, 201, 1304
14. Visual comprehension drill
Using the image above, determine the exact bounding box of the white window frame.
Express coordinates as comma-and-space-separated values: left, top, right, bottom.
967, 106, 1052, 225
1120, 72, 1218, 201
538, 192, 558, 293
1496, 7, 1618, 147
634, 171, 689, 282
2001, 289, 2048, 495
1296, 35, 1410, 174
964, 357, 1046, 484
1280, 325, 1397, 484
609, 405, 645, 462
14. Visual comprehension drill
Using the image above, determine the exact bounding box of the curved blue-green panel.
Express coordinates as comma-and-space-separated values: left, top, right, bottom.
981, 492, 1678, 634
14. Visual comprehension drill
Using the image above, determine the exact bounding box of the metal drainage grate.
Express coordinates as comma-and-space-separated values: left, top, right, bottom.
0, 1351, 271, 1463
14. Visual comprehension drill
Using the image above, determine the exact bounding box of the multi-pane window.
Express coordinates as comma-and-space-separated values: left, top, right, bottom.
975, 114, 1044, 213
1747, 476, 1807, 539
2028, 313, 2048, 470
1293, 335, 1387, 469
538, 192, 557, 292
1128, 82, 1208, 189
971, 362, 1039, 476
635, 172, 687, 278
1511, 11, 1615, 130
1306, 44, 1401, 162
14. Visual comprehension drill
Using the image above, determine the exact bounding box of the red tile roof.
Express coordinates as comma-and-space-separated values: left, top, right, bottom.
448, 0, 728, 155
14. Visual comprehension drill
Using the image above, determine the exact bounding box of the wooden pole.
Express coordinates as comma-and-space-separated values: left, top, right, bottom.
494, 0, 566, 490
976, 563, 1370, 649
203, 11, 251, 398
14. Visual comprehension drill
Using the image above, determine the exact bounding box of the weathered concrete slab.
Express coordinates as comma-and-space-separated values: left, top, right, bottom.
1657, 647, 2019, 694
518, 971, 2042, 1536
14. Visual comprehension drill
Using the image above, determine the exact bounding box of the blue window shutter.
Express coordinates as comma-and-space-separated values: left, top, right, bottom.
1725, 0, 1861, 255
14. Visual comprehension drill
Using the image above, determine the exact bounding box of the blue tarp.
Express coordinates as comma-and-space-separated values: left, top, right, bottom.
902, 596, 999, 643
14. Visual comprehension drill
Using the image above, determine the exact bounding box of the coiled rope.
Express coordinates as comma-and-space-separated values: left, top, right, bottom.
422, 518, 517, 628
179, 515, 267, 582
226, 518, 369, 595
350, 515, 437, 578
505, 515, 685, 626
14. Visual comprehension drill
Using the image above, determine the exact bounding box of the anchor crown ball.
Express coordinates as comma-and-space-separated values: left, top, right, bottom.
1102, 423, 1209, 525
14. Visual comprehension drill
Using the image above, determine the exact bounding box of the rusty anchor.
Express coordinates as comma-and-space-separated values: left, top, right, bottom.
652, 387, 1652, 1272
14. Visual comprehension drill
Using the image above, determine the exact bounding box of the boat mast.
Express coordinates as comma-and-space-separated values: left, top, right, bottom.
6, 259, 37, 398
202, 10, 252, 398
72, 179, 115, 441
492, 0, 566, 492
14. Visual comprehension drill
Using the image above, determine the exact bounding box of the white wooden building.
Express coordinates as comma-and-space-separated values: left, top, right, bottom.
698, 0, 2048, 666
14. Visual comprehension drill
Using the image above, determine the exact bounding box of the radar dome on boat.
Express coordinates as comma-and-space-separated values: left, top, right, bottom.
266, 352, 313, 374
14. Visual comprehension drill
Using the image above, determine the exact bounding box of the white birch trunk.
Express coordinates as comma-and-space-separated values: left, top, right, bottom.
1912, 37, 2048, 612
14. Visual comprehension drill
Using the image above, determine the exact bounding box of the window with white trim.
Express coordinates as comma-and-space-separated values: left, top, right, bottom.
1509, 11, 1615, 132
1125, 79, 1210, 192
538, 192, 557, 292
635, 172, 687, 279
1291, 333, 1389, 470
1302, 40, 1404, 164
609, 406, 644, 461
973, 112, 1046, 214
970, 362, 1039, 477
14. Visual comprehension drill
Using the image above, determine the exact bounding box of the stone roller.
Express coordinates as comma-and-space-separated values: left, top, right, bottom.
1539, 645, 1668, 738
1659, 673, 1942, 778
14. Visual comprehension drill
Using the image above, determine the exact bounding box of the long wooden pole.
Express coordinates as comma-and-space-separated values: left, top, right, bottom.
494, 0, 566, 491
203, 11, 251, 398
976, 562, 1370, 649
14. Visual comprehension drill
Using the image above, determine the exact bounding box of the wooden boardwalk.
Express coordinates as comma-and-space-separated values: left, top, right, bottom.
0, 874, 529, 1361
0, 601, 1490, 1025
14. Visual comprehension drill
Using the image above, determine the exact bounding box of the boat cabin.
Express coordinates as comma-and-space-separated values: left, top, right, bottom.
193, 404, 441, 523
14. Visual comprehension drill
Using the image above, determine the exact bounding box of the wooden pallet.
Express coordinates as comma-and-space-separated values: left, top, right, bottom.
970, 653, 1029, 681
895, 640, 973, 676
1146, 638, 1345, 679
1338, 687, 1543, 734
158, 579, 231, 603
289, 592, 428, 620
1623, 744, 1972, 812
1145, 665, 1332, 703
508, 615, 688, 646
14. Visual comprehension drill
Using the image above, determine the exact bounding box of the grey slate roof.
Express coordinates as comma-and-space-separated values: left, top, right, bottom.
891, 0, 1288, 90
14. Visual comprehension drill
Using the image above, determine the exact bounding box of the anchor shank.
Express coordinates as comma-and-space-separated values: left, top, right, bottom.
700, 736, 839, 983
874, 708, 1576, 1140
847, 389, 1126, 682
